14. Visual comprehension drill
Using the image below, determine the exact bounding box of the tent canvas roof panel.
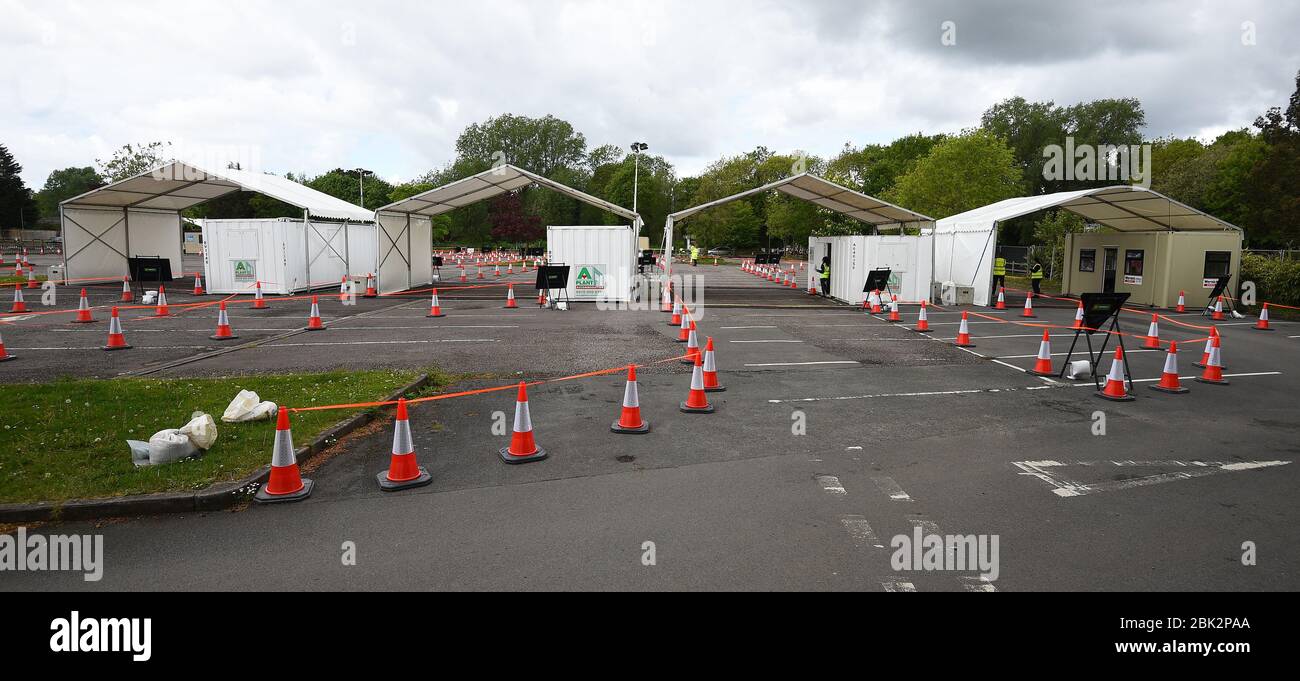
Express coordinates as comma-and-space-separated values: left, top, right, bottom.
936, 186, 1239, 233
670, 172, 933, 227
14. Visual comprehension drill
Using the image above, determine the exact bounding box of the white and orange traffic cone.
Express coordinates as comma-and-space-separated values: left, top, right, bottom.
377, 398, 433, 490
10, 285, 27, 313
660, 283, 672, 312
681, 319, 700, 364
427, 289, 445, 318
500, 382, 547, 463
72, 288, 95, 323
611, 365, 650, 434
808, 279, 818, 295
1194, 327, 1222, 369
914, 300, 932, 332
503, 283, 518, 308
494, 264, 501, 278
702, 336, 725, 392
254, 408, 314, 503
537, 289, 547, 307
1212, 296, 1225, 320
954, 311, 974, 347
154, 285, 170, 316
121, 276, 133, 302
870, 290, 882, 314
676, 310, 691, 342
476, 265, 484, 280
1028, 330, 1054, 377
252, 281, 268, 309
1020, 292, 1035, 318
995, 287, 1007, 310
1142, 314, 1161, 349
1096, 346, 1134, 401
193, 273, 204, 296
305, 295, 324, 330
103, 307, 131, 351
507, 262, 514, 275
1254, 304, 1272, 331
1072, 300, 1084, 329
0, 329, 14, 362
1176, 290, 1186, 313
887, 295, 901, 322
1149, 341, 1189, 394
210, 301, 238, 340
1194, 334, 1228, 385
680, 353, 715, 413
364, 273, 378, 298
25, 268, 37, 289
668, 299, 682, 327
459, 268, 468, 283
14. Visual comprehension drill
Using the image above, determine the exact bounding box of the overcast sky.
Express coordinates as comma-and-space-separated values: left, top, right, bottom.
3, 0, 1297, 188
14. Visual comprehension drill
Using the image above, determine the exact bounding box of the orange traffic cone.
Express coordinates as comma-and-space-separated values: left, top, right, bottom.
503, 283, 517, 308
305, 295, 324, 330
668, 299, 682, 327
1096, 346, 1134, 401
995, 287, 1007, 310
537, 289, 547, 307
1149, 341, 1189, 394
681, 319, 700, 364
914, 300, 932, 332
0, 329, 14, 362
660, 283, 672, 312
1072, 300, 1084, 329
680, 353, 715, 413
121, 276, 133, 302
193, 273, 204, 296
476, 265, 484, 280
459, 268, 468, 283
702, 337, 725, 392
676, 310, 691, 342
1195, 334, 1228, 385
72, 289, 95, 323
254, 408, 314, 503
1021, 292, 1035, 318
252, 281, 268, 309
1141, 314, 1161, 349
954, 311, 974, 347
870, 290, 882, 314
808, 280, 818, 295
9, 285, 27, 313
500, 382, 547, 463
887, 295, 901, 322
1028, 330, 1054, 376
507, 262, 514, 275
1176, 290, 1186, 313
154, 285, 170, 316
611, 365, 650, 434
1212, 296, 1225, 320
210, 301, 238, 340
1254, 304, 1272, 331
1194, 327, 1222, 369
426, 289, 445, 317
103, 306, 131, 351
364, 273, 378, 298
26, 269, 37, 289
377, 398, 433, 490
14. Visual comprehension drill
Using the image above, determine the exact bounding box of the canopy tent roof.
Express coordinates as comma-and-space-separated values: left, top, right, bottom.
377, 164, 640, 224
669, 172, 934, 228
936, 185, 1240, 234
60, 161, 373, 222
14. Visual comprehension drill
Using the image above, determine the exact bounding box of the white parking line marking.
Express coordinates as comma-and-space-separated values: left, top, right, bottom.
817, 475, 847, 495
729, 339, 804, 343
839, 515, 884, 548
872, 476, 913, 501
268, 339, 499, 347
719, 325, 778, 329
997, 348, 1161, 359
745, 360, 860, 367
1012, 459, 1293, 497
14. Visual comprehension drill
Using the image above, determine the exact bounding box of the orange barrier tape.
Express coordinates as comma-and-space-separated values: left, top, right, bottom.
1000, 286, 1213, 331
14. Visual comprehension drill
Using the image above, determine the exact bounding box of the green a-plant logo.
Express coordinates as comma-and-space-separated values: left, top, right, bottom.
232, 259, 256, 281
575, 265, 604, 289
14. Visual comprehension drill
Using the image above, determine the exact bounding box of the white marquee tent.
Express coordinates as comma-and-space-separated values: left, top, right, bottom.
934, 185, 1242, 306
375, 164, 642, 294
59, 162, 373, 284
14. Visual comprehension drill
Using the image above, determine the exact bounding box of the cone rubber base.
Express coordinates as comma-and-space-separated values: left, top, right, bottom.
1253, 326, 1273, 331
503, 304, 517, 309
0, 355, 14, 362
954, 342, 975, 348
1192, 362, 1226, 370
1095, 390, 1135, 402
611, 420, 651, 434
680, 355, 699, 364
1027, 369, 1054, 377
71, 318, 95, 324
499, 446, 547, 464
703, 385, 726, 393
1194, 376, 1229, 385
254, 478, 314, 504
103, 344, 132, 351
210, 333, 239, 341
376, 467, 433, 491
913, 327, 931, 333
679, 401, 715, 413
426, 312, 446, 318
1148, 384, 1189, 394
304, 325, 325, 331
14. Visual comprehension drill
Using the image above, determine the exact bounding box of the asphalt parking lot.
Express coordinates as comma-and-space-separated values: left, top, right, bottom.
2, 258, 1297, 591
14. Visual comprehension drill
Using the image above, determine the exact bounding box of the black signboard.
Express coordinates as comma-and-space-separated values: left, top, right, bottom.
128, 256, 172, 283
536, 264, 569, 290
862, 268, 892, 293
1079, 292, 1130, 333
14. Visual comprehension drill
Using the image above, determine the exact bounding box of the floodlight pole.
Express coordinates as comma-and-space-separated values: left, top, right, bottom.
630, 142, 647, 216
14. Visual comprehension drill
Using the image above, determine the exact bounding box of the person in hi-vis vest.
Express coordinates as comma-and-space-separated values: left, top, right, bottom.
991, 253, 1007, 304
690, 245, 700, 267
1030, 261, 1044, 295
818, 256, 831, 296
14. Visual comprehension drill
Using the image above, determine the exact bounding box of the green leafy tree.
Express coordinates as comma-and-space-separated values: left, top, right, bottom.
307, 169, 393, 211
455, 113, 587, 177
827, 133, 946, 197
0, 145, 39, 229
1031, 209, 1088, 278
886, 129, 1023, 219
96, 141, 173, 182
36, 166, 103, 220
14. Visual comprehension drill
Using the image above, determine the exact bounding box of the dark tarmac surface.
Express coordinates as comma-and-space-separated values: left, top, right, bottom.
3, 258, 1297, 591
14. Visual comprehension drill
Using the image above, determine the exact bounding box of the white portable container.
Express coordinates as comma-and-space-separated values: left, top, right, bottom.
807, 234, 934, 305
546, 225, 638, 303
201, 218, 377, 295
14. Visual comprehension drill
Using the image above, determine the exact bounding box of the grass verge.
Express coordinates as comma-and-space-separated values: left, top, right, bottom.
0, 369, 443, 505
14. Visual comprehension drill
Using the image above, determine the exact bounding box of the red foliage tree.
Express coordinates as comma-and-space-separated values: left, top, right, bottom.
488, 192, 543, 244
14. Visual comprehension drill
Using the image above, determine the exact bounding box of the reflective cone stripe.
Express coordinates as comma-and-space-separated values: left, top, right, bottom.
460, 269, 468, 283
1142, 314, 1161, 349
789, 272, 797, 288
427, 289, 444, 317
0, 329, 14, 361
261, 408, 308, 498
1029, 330, 1054, 376
306, 295, 324, 330
682, 320, 700, 364
1150, 341, 1188, 394
1195, 327, 1218, 368
1195, 334, 1228, 384
72, 289, 94, 323
1097, 346, 1133, 401
915, 300, 931, 332
10, 285, 27, 313
677, 310, 691, 342
1073, 301, 1084, 329
26, 269, 36, 288
1021, 292, 1035, 318
612, 365, 649, 433
193, 273, 204, 296
1176, 291, 1186, 312
363, 274, 378, 297
702, 337, 724, 391
954, 311, 974, 347
871, 290, 882, 314
507, 263, 514, 274
155, 286, 169, 316
680, 353, 713, 413
1254, 304, 1272, 330
504, 284, 517, 308
1212, 296, 1224, 320
501, 382, 546, 462
385, 399, 422, 482
995, 287, 1006, 309
887, 295, 901, 322
494, 264, 501, 277
211, 302, 237, 339
103, 307, 130, 350
477, 265, 484, 279
122, 276, 133, 302
537, 290, 547, 306
660, 284, 672, 312
669, 299, 682, 326
252, 281, 268, 309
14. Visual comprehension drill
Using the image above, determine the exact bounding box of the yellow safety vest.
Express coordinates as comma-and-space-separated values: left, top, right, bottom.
820, 265, 830, 279
1031, 264, 1044, 280
993, 257, 1006, 276
691, 247, 699, 259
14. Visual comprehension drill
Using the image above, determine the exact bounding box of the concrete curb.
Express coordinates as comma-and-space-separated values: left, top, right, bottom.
0, 374, 432, 524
